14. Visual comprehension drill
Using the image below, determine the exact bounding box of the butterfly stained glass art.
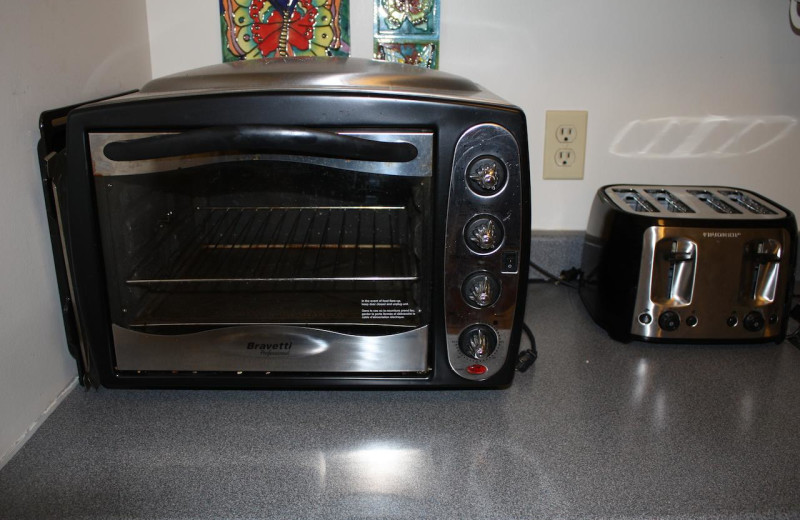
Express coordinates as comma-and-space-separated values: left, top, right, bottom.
376, 0, 437, 36
373, 0, 439, 69
375, 41, 438, 69
221, 0, 350, 61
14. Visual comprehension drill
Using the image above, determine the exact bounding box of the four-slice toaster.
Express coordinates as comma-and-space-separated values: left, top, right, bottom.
580, 185, 797, 343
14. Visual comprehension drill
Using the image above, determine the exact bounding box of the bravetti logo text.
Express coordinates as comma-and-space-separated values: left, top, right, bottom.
246, 341, 293, 351
703, 231, 742, 239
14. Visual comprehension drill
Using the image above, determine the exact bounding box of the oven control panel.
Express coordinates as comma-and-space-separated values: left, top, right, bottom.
444, 124, 523, 380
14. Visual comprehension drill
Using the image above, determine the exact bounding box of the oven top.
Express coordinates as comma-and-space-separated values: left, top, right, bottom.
92, 58, 513, 108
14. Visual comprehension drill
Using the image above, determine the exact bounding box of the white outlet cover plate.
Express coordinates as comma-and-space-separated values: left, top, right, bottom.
543, 110, 588, 180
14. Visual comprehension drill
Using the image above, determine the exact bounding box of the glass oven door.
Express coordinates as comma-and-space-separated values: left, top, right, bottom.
89, 127, 433, 374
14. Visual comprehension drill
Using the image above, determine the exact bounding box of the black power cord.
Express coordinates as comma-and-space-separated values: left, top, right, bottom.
517, 261, 583, 372
787, 303, 800, 349
516, 323, 538, 372
528, 260, 580, 290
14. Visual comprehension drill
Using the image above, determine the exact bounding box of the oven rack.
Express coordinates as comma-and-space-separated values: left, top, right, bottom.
126, 206, 419, 287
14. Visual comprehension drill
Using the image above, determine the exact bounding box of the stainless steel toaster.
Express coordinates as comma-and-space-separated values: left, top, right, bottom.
580, 185, 797, 343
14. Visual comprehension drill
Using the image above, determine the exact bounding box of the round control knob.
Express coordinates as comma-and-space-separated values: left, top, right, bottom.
462, 272, 501, 308
464, 215, 504, 253
743, 311, 765, 332
685, 315, 698, 327
466, 156, 507, 195
726, 315, 738, 328
458, 325, 498, 361
658, 311, 680, 332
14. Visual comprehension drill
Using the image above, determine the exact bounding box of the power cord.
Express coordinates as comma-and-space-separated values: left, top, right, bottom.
787, 303, 800, 349
516, 323, 538, 372
517, 262, 583, 372
528, 260, 580, 290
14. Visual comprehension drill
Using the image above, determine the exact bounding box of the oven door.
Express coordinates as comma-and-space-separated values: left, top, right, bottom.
89, 127, 433, 375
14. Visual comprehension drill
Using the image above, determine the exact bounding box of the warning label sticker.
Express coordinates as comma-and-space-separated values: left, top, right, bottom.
361, 299, 416, 320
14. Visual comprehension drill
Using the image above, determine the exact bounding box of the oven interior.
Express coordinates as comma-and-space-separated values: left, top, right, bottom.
94, 160, 431, 336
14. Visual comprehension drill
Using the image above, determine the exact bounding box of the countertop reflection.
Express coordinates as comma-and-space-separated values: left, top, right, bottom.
1, 285, 799, 519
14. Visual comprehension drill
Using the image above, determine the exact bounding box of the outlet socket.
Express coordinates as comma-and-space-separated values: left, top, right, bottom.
555, 148, 576, 166
543, 110, 588, 180
557, 125, 576, 143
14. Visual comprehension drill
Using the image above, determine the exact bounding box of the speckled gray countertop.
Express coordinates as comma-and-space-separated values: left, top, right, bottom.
1, 284, 799, 519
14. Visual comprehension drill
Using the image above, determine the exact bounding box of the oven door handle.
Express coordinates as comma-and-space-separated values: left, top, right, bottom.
103, 126, 419, 163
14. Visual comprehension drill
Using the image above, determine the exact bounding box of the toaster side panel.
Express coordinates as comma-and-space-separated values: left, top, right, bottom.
579, 194, 644, 342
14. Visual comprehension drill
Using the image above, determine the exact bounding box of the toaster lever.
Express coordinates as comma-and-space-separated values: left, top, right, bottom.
665, 251, 693, 262
651, 238, 697, 306
752, 252, 780, 264
746, 240, 782, 303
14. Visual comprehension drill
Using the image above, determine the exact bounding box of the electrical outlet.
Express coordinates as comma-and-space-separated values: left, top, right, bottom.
556, 125, 576, 143
555, 149, 575, 166
543, 110, 588, 180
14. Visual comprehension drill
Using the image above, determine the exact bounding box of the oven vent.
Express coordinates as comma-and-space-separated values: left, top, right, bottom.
645, 189, 694, 214
687, 190, 741, 214
719, 190, 776, 215
612, 189, 658, 213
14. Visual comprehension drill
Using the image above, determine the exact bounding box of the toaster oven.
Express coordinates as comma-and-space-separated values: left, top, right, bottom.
580, 185, 797, 343
37, 58, 530, 389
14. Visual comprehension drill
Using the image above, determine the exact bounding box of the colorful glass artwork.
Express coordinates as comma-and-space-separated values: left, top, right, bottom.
373, 0, 440, 69
374, 41, 438, 69
220, 0, 350, 61
376, 0, 438, 36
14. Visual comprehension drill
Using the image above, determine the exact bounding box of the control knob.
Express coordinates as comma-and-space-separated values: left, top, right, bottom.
743, 311, 765, 332
658, 311, 680, 331
464, 216, 504, 253
467, 156, 507, 195
458, 325, 498, 360
462, 272, 500, 308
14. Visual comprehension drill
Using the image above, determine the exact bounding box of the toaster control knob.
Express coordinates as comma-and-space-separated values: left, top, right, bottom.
464, 216, 504, 253
462, 272, 500, 308
458, 325, 498, 361
467, 156, 507, 195
743, 311, 765, 332
658, 311, 680, 332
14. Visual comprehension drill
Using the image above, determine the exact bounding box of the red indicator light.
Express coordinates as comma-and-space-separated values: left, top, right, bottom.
466, 364, 487, 375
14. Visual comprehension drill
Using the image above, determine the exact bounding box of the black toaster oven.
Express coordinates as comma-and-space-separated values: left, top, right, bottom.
37, 58, 530, 389
580, 185, 797, 343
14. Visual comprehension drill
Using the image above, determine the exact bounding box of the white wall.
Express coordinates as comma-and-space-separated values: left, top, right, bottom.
0, 2, 152, 466
146, 0, 800, 230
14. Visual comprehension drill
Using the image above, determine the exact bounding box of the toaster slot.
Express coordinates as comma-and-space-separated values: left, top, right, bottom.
741, 239, 782, 304
719, 190, 777, 215
644, 189, 694, 213
688, 190, 741, 214
612, 188, 658, 213
651, 238, 697, 306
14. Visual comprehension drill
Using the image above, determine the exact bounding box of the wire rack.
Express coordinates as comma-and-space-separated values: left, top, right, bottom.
127, 206, 418, 287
